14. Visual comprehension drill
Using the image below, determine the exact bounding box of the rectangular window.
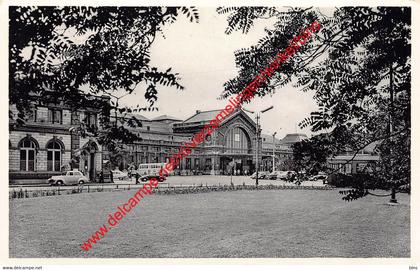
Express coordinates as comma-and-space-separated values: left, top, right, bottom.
345, 163, 352, 174
28, 108, 37, 122
186, 158, 191, 170
48, 108, 62, 124
205, 158, 212, 170
47, 151, 53, 171
27, 150, 35, 171
71, 111, 80, 125
85, 112, 98, 127
54, 151, 60, 171
20, 150, 26, 171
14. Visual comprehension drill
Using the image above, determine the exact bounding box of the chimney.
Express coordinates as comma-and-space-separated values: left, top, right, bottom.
196, 110, 201, 114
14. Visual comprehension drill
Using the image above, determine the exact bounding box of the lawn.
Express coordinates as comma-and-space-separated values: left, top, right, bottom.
9, 189, 410, 258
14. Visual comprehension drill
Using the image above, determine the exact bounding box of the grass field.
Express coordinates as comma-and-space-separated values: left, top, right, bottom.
9, 189, 410, 258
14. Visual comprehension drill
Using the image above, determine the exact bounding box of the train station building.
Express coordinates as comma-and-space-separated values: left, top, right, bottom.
9, 101, 304, 183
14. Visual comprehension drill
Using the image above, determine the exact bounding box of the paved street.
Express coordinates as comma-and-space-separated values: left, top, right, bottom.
9, 175, 326, 194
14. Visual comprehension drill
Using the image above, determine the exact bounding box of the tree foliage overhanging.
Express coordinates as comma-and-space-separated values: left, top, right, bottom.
217, 7, 410, 200
10, 6, 199, 152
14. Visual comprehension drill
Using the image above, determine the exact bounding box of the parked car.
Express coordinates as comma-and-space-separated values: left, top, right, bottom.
138, 174, 166, 183
112, 170, 129, 181
267, 171, 288, 180
309, 173, 328, 182
267, 171, 278, 180
285, 171, 297, 180
250, 171, 269, 179
48, 170, 89, 186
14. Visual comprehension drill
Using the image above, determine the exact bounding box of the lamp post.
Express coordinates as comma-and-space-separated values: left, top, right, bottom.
272, 132, 277, 172
211, 131, 224, 175
243, 106, 274, 187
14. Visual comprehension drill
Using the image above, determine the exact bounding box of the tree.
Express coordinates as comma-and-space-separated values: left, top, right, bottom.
10, 6, 199, 153
218, 7, 410, 200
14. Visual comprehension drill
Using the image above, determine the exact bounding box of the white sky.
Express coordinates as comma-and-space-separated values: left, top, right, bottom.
120, 7, 318, 138
20, 7, 319, 139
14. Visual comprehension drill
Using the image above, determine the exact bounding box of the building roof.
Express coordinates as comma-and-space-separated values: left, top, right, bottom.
330, 154, 380, 162
115, 112, 149, 121
280, 133, 308, 145
261, 134, 282, 144
152, 115, 181, 122
183, 109, 224, 123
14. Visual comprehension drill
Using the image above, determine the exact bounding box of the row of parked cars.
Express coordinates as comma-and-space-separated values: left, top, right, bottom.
47, 169, 166, 186
250, 170, 328, 182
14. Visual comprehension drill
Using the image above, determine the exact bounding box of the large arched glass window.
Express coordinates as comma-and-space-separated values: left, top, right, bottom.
226, 127, 251, 154
47, 141, 62, 171
19, 138, 37, 171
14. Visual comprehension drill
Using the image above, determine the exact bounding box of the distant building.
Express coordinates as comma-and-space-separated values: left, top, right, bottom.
327, 142, 380, 174
280, 133, 308, 147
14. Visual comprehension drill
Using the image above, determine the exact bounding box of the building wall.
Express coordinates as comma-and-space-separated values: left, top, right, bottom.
9, 130, 72, 172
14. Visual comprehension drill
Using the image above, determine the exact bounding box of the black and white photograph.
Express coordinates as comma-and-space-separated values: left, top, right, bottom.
1, 1, 418, 265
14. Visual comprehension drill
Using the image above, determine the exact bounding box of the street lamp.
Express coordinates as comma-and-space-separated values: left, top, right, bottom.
243, 106, 274, 187
272, 132, 277, 172
210, 131, 224, 175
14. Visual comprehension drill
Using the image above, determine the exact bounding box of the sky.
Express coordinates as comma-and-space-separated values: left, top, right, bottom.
18, 7, 320, 139
119, 7, 318, 139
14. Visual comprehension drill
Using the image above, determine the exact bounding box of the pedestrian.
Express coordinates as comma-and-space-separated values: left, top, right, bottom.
135, 172, 140, 184
110, 170, 114, 183
99, 170, 104, 183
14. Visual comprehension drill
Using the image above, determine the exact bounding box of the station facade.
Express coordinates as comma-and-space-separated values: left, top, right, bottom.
9, 101, 304, 183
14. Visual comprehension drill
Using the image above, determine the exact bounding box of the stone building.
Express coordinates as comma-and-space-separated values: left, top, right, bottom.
9, 97, 106, 184
107, 108, 302, 176
9, 102, 305, 183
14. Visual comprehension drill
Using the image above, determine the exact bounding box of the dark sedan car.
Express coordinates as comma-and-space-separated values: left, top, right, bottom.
250, 171, 269, 179
137, 174, 166, 183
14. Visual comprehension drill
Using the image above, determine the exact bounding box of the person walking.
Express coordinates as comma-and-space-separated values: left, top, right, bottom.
135, 172, 140, 184
99, 170, 104, 183
110, 170, 114, 183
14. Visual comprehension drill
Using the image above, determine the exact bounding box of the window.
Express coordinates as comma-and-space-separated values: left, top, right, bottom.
356, 163, 368, 173
226, 127, 251, 154
186, 158, 191, 170
71, 111, 80, 125
205, 158, 212, 170
47, 140, 62, 171
19, 138, 37, 171
345, 163, 352, 174
48, 108, 62, 124
234, 133, 240, 142
85, 112, 98, 127
28, 108, 37, 122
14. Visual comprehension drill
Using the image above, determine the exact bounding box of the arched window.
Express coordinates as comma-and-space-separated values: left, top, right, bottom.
19, 138, 37, 171
47, 140, 62, 171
